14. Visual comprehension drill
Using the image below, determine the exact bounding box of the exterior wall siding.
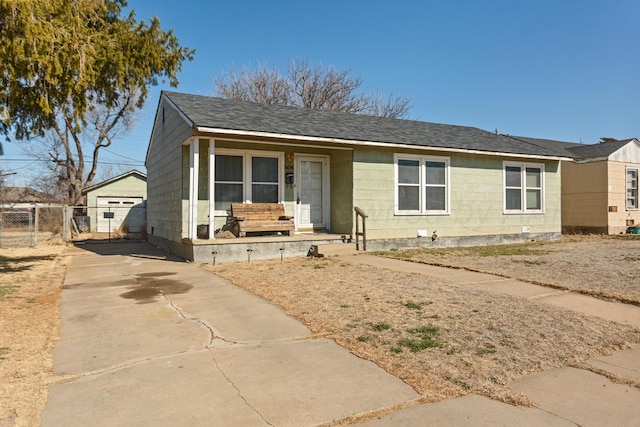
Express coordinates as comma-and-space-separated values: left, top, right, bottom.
608, 161, 640, 234
352, 147, 561, 240
146, 99, 193, 243
561, 161, 608, 232
330, 150, 354, 234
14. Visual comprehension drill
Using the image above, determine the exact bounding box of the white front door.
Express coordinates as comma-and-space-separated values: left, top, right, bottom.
296, 156, 329, 231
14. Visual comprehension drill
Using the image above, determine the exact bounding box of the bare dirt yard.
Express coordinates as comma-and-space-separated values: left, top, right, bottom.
207, 235, 640, 406
0, 245, 68, 427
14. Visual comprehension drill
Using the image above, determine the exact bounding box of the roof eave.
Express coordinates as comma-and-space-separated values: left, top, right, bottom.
196, 126, 568, 161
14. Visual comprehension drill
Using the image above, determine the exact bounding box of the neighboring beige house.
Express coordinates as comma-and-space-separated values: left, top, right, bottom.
82, 170, 147, 233
510, 137, 640, 234
145, 92, 569, 263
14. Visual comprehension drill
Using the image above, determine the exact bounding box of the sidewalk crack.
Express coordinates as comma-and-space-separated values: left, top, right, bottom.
207, 348, 274, 426
158, 290, 217, 346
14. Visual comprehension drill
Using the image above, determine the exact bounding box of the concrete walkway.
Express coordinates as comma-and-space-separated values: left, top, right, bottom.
42, 244, 640, 426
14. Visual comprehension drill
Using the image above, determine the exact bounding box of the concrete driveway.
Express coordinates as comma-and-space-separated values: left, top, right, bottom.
41, 242, 417, 426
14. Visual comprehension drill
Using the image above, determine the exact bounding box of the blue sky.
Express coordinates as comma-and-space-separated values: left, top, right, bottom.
3, 0, 639, 186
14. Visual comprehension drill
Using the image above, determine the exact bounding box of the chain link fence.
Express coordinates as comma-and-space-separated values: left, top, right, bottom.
0, 206, 65, 248
0, 204, 146, 248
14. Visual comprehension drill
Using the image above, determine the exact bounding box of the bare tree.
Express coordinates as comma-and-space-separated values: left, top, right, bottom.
96, 164, 137, 183
214, 64, 291, 105
288, 58, 367, 112
21, 89, 139, 205
366, 92, 414, 119
214, 58, 412, 119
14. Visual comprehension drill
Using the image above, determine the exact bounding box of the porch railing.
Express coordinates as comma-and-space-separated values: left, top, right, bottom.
354, 206, 368, 251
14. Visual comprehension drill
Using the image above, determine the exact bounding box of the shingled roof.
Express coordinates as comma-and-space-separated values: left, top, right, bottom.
509, 136, 639, 160
161, 91, 568, 159
565, 138, 637, 160
0, 187, 58, 203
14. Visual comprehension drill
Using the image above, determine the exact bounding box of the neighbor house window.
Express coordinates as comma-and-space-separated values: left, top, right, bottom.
627, 167, 639, 209
504, 162, 544, 213
214, 150, 283, 212
395, 155, 449, 214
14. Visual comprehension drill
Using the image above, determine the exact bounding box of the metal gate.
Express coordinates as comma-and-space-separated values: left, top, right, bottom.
0, 210, 35, 248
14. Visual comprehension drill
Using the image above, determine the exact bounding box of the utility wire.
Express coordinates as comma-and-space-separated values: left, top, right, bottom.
0, 158, 144, 166
101, 147, 144, 163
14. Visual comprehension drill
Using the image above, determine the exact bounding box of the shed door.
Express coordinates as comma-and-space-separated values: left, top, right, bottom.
96, 197, 145, 233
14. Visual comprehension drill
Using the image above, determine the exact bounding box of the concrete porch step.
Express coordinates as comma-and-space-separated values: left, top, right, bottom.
314, 242, 359, 257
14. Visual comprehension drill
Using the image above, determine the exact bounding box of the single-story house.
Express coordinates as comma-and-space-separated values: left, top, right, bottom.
145, 91, 570, 262
0, 186, 61, 208
510, 136, 640, 234
82, 170, 147, 233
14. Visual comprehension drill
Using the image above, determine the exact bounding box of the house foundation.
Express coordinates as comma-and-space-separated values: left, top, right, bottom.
148, 231, 561, 263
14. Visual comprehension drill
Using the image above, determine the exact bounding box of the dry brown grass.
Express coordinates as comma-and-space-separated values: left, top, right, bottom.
207, 235, 640, 405
382, 234, 640, 305
0, 245, 68, 427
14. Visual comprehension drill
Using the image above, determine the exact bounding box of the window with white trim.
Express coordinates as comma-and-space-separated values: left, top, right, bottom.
627, 167, 639, 210
395, 155, 449, 214
504, 162, 544, 213
214, 150, 283, 212
214, 154, 244, 211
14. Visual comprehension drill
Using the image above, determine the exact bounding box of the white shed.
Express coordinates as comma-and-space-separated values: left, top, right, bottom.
83, 170, 147, 233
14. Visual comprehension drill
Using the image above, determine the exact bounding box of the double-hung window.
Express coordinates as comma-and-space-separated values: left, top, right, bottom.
627, 167, 639, 210
214, 150, 282, 212
395, 155, 449, 214
251, 156, 279, 203
214, 154, 244, 211
504, 162, 544, 213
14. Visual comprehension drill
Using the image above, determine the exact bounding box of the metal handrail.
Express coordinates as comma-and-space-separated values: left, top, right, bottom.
354, 206, 368, 251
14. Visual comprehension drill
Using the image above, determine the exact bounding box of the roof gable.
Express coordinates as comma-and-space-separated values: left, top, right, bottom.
82, 170, 147, 194
565, 139, 637, 160
508, 136, 640, 162
160, 91, 567, 160
609, 139, 640, 163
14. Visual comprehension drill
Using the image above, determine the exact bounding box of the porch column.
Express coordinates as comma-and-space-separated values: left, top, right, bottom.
188, 139, 199, 240
208, 139, 215, 239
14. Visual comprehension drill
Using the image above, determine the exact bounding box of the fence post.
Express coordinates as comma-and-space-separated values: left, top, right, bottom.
34, 206, 38, 247
63, 206, 69, 243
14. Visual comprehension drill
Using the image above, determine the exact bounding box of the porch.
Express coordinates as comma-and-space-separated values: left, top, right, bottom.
176, 232, 357, 264
182, 137, 355, 244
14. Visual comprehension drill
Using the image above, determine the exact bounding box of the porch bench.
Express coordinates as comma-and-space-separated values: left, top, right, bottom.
231, 203, 294, 237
